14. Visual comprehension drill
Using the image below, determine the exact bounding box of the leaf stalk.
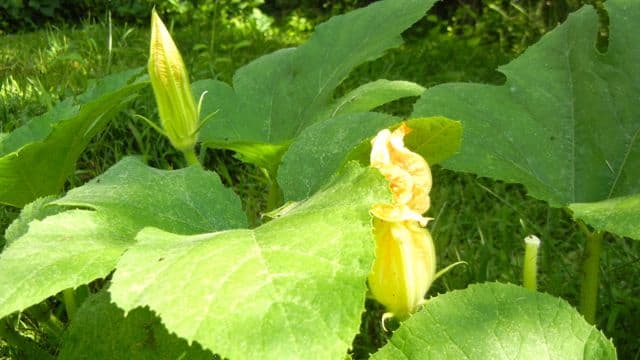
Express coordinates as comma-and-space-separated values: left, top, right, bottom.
182, 148, 201, 167
523, 235, 541, 291
62, 288, 77, 322
579, 225, 604, 324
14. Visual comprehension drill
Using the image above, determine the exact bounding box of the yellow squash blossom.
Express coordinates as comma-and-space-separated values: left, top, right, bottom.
368, 123, 436, 321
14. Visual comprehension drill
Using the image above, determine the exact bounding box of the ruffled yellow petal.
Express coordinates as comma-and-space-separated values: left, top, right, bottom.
370, 123, 432, 215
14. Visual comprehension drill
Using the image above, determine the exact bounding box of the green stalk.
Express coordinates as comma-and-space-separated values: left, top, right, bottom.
62, 288, 77, 321
266, 180, 283, 212
579, 224, 604, 324
523, 235, 541, 291
41, 313, 64, 340
182, 148, 200, 167
27, 303, 64, 341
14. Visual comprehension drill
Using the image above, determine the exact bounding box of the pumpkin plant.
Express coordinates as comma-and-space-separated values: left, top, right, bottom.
0, 0, 631, 358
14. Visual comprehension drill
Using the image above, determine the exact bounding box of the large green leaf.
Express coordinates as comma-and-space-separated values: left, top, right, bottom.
0, 68, 148, 207
0, 157, 245, 319
278, 115, 461, 202
59, 291, 214, 360
195, 0, 437, 170
373, 283, 616, 359
411, 0, 639, 237
109, 163, 388, 359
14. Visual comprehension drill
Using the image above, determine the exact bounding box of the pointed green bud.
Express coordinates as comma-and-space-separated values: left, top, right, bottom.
148, 9, 198, 152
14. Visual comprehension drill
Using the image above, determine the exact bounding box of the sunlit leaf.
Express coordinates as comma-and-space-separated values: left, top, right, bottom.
373, 283, 616, 359
0, 157, 245, 319
110, 163, 388, 359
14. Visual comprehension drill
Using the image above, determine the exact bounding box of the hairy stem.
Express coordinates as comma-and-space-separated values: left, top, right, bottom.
579, 226, 604, 324
182, 148, 200, 167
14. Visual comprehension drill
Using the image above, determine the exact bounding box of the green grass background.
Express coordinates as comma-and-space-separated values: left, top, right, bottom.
1, 1, 638, 358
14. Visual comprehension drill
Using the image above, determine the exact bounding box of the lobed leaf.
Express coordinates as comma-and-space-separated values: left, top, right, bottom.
109, 163, 389, 359
0, 68, 148, 207
195, 0, 438, 171
0, 157, 245, 319
373, 283, 616, 359
411, 0, 639, 238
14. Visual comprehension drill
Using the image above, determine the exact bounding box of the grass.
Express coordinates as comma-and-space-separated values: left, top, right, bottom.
1, 2, 639, 358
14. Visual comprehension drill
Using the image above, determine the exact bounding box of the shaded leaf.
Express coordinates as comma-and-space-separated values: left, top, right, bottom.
110, 163, 388, 359
328, 80, 425, 117
570, 194, 640, 240
278, 115, 461, 202
54, 157, 246, 234
0, 68, 148, 207
59, 291, 214, 360
412, 1, 639, 211
195, 0, 437, 170
373, 283, 616, 359
278, 112, 399, 201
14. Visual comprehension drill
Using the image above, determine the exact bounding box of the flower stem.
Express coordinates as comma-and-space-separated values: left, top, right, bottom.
266, 180, 283, 212
523, 235, 541, 291
182, 148, 200, 167
62, 288, 77, 322
579, 225, 604, 324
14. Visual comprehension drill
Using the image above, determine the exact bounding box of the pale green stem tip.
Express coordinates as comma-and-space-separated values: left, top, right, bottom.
523, 235, 541, 291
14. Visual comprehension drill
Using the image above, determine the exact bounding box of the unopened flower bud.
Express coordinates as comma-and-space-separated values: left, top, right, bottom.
148, 9, 198, 152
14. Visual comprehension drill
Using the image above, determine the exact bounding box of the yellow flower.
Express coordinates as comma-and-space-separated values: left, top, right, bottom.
148, 9, 198, 153
368, 123, 436, 321
370, 123, 432, 216
368, 219, 436, 321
